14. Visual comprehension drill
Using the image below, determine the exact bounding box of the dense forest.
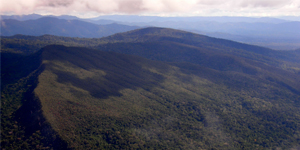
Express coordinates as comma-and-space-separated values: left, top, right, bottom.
1, 27, 300, 149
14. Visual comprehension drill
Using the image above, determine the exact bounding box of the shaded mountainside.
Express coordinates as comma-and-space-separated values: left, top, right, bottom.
6, 45, 299, 149
0, 17, 139, 38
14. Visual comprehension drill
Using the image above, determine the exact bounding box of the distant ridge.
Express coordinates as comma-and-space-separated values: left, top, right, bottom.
0, 17, 139, 38
0, 14, 44, 21
2, 14, 292, 23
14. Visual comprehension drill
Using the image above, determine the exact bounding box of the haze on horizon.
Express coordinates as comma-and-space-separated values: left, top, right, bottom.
1, 0, 299, 18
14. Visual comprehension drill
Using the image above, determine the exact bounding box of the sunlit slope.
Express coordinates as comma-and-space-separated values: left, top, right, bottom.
34, 45, 300, 149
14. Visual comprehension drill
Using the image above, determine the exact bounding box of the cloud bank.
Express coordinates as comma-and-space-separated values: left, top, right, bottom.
1, 0, 299, 17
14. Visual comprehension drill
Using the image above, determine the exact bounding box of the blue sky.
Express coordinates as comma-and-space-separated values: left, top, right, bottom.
1, 0, 299, 18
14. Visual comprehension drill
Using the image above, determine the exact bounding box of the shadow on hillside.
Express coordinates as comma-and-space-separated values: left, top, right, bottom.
1, 50, 43, 89
52, 68, 164, 99
44, 45, 166, 99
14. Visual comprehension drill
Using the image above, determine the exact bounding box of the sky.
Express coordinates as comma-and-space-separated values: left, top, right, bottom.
1, 0, 300, 18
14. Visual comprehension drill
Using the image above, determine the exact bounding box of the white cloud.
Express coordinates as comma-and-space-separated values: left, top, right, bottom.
0, 0, 299, 17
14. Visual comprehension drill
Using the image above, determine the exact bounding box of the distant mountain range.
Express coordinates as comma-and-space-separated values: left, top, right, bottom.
0, 14, 81, 21
1, 17, 139, 38
1, 14, 300, 50
3, 14, 299, 22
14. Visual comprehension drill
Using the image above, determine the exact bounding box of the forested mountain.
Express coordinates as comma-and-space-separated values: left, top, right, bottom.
1, 27, 300, 149
0, 17, 139, 38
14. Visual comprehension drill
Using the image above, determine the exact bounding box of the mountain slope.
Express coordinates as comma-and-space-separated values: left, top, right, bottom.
2, 27, 300, 74
98, 27, 300, 73
0, 17, 139, 38
2, 27, 298, 61
16, 44, 297, 149
2, 24, 300, 149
